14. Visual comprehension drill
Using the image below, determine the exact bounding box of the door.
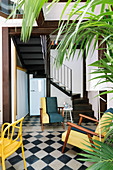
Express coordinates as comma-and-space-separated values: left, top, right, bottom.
30, 78, 46, 116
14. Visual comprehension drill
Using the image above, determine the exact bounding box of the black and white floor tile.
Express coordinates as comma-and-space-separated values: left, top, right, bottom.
1, 115, 95, 170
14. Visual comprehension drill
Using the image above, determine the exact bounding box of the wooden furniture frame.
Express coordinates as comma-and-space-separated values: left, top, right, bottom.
62, 114, 104, 153
40, 106, 64, 131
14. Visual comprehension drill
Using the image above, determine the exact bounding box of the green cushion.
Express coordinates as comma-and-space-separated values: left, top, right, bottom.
48, 112, 64, 123
46, 97, 58, 113
46, 97, 63, 123
71, 124, 95, 137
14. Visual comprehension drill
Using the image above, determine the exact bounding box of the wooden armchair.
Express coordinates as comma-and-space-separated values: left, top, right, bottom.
40, 97, 64, 131
62, 112, 112, 153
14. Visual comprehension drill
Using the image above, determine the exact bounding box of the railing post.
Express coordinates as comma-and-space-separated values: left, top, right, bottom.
64, 65, 65, 86
67, 67, 68, 88
54, 63, 56, 79
58, 68, 59, 82
70, 69, 72, 93
61, 66, 62, 84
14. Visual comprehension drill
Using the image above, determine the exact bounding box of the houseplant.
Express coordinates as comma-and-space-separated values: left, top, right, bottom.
9, 0, 113, 169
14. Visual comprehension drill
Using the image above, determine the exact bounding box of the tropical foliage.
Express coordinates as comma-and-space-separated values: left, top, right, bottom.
78, 139, 113, 170
9, 0, 113, 169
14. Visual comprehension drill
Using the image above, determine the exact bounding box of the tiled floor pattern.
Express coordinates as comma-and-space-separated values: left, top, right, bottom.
1, 116, 95, 170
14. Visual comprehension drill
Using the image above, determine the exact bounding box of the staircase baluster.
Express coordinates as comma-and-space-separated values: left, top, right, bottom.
70, 69, 72, 94
58, 67, 59, 83
67, 67, 68, 89
61, 66, 62, 84
50, 56, 72, 96
64, 65, 65, 88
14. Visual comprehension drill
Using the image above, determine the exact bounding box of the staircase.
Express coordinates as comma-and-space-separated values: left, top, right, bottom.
72, 97, 94, 122
13, 35, 46, 77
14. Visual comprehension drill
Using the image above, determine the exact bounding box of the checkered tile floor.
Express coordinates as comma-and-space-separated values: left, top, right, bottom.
2, 115, 95, 170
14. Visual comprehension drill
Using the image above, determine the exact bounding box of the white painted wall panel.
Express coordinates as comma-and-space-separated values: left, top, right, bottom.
17, 69, 28, 119
88, 91, 99, 119
51, 85, 72, 107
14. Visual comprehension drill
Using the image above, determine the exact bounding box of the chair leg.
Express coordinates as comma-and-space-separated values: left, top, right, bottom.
41, 121, 43, 132
40, 109, 43, 132
21, 143, 27, 170
63, 121, 65, 129
62, 125, 71, 153
2, 157, 5, 170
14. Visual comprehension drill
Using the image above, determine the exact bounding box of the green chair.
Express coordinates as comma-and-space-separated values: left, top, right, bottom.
40, 97, 64, 131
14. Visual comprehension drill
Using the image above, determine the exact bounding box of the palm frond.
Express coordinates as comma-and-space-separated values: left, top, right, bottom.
78, 139, 113, 169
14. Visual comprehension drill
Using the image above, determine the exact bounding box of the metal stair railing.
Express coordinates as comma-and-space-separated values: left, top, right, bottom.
40, 35, 47, 74
50, 56, 72, 95
40, 35, 46, 59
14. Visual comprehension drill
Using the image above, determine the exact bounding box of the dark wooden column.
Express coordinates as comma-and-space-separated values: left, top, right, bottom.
2, 27, 11, 123
46, 35, 51, 97
99, 91, 107, 118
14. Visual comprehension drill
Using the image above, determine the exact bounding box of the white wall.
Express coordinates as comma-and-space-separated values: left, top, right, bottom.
11, 39, 15, 123
43, 2, 102, 21
17, 69, 28, 119
51, 85, 72, 107
107, 93, 113, 109
88, 91, 99, 119
43, 2, 85, 21
86, 39, 98, 91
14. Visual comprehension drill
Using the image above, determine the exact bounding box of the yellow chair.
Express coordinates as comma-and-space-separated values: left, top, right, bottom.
40, 97, 64, 131
0, 117, 27, 170
62, 112, 113, 153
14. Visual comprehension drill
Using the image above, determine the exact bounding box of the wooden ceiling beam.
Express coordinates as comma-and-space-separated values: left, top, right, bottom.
9, 27, 58, 35
9, 18, 86, 35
